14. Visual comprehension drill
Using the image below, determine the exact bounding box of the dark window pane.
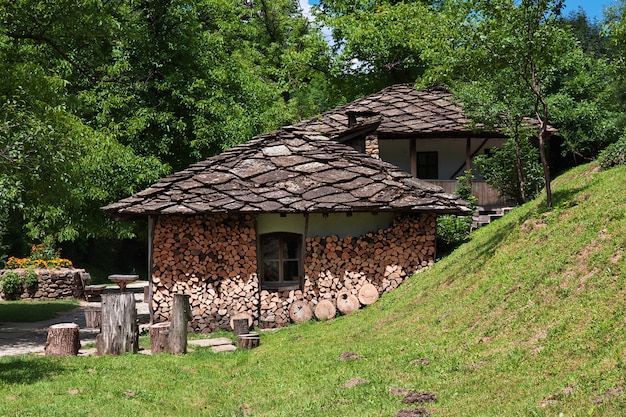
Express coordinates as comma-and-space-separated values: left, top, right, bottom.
262, 235, 279, 260
263, 261, 280, 282
416, 151, 438, 179
283, 260, 300, 281
283, 235, 300, 259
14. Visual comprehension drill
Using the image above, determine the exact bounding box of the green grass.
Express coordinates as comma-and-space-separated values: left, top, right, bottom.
1, 162, 625, 416
0, 299, 79, 322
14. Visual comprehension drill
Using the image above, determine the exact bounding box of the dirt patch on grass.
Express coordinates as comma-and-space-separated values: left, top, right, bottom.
540, 382, 576, 407
339, 352, 361, 360
594, 386, 624, 404
392, 409, 430, 416
402, 392, 437, 404
521, 218, 547, 234
344, 377, 369, 388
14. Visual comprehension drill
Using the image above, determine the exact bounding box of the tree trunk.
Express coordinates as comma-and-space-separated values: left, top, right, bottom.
149, 322, 170, 353
97, 293, 138, 356
45, 323, 81, 356
169, 294, 191, 354
513, 126, 527, 203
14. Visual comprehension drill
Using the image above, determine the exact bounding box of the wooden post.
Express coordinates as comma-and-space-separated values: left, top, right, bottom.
169, 294, 191, 354
96, 293, 138, 356
233, 318, 249, 336
45, 323, 80, 356
84, 306, 102, 329
149, 322, 170, 353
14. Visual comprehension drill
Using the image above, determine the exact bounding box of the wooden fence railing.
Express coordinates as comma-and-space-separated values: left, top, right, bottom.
426, 180, 513, 209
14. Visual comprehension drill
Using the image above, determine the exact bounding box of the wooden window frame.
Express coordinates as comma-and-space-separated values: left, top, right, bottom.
259, 232, 303, 290
416, 151, 439, 179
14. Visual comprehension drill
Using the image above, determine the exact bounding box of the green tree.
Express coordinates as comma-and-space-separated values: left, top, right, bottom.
422, 0, 595, 208
0, 0, 333, 258
315, 0, 440, 99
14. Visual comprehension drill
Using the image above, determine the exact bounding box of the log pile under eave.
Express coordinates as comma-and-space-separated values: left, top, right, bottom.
151, 213, 436, 332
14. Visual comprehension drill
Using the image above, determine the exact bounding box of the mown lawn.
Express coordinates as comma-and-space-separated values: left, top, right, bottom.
0, 300, 79, 322
1, 163, 625, 416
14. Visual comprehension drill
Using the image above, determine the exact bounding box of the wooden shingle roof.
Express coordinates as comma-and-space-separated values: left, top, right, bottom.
103, 128, 470, 219
294, 84, 485, 139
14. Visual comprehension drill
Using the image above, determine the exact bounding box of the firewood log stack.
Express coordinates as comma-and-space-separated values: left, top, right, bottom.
152, 212, 436, 331
258, 214, 435, 328
152, 214, 259, 332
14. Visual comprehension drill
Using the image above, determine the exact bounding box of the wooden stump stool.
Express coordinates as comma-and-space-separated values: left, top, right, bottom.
230, 311, 253, 333
232, 318, 250, 336
45, 323, 80, 356
84, 306, 102, 329
149, 322, 171, 354
237, 333, 260, 349
96, 293, 138, 356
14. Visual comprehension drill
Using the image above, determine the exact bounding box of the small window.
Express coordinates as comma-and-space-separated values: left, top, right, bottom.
416, 151, 438, 179
259, 232, 302, 289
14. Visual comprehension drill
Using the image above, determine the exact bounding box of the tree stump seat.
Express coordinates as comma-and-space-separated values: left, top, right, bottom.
45, 323, 80, 356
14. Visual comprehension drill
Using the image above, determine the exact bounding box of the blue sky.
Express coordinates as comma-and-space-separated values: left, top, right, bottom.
563, 0, 617, 20
303, 1, 619, 21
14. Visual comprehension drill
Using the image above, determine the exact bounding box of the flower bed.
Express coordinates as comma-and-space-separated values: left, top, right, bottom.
5, 256, 73, 269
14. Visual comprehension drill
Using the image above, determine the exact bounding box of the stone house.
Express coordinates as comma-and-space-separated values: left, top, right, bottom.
104, 127, 469, 331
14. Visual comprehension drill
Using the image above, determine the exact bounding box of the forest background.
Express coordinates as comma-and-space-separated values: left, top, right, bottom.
2, 0, 626, 279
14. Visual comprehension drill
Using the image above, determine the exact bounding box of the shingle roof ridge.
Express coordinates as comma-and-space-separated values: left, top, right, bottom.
103, 128, 470, 218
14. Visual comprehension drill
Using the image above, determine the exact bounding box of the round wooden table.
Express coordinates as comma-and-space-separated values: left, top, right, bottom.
108, 274, 139, 292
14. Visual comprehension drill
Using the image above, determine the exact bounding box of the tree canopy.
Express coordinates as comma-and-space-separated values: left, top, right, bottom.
1, 0, 626, 258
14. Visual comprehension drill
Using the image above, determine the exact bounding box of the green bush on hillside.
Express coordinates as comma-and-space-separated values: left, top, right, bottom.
597, 131, 626, 169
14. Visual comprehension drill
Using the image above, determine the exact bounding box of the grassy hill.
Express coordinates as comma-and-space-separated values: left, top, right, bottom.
1, 162, 625, 416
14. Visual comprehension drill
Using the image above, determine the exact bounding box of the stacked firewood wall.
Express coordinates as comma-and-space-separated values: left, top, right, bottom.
258, 213, 436, 328
152, 214, 259, 332
153, 213, 435, 331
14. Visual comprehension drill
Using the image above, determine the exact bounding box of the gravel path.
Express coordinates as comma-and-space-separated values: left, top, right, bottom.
0, 286, 149, 357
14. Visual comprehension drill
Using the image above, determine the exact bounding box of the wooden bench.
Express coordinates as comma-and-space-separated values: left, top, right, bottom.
80, 272, 106, 302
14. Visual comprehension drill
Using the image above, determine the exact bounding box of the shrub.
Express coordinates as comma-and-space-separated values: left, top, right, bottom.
23, 269, 39, 288
597, 132, 626, 169
1, 271, 24, 295
436, 171, 477, 256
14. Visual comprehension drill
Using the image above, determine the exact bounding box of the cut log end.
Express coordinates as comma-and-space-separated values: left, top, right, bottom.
336, 291, 360, 315
289, 300, 313, 323
314, 299, 336, 321
358, 283, 379, 305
